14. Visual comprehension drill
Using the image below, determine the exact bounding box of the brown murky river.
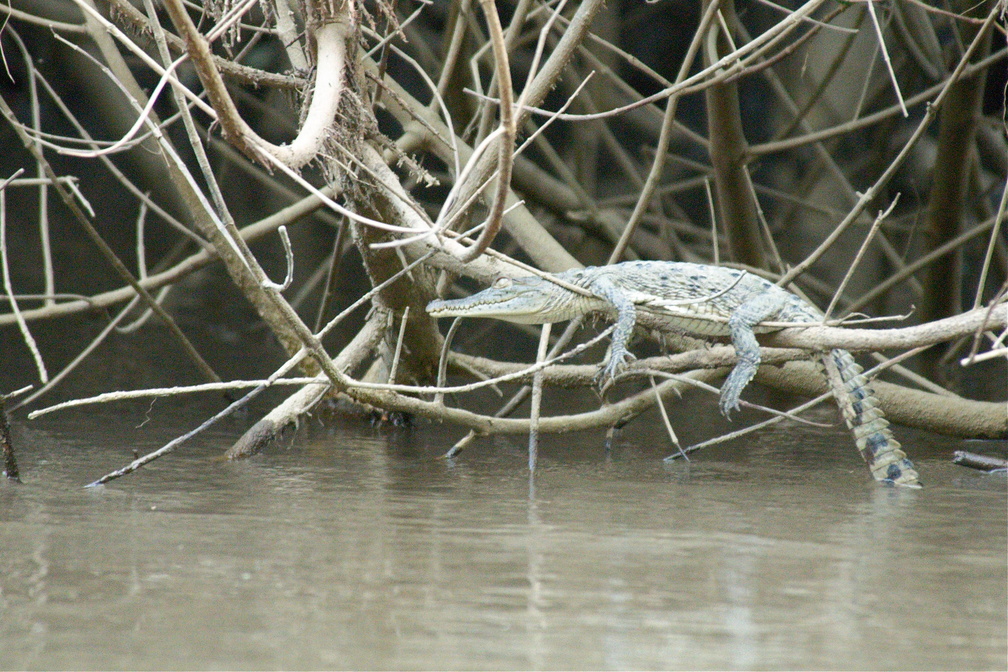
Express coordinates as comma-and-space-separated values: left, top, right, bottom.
1, 398, 1005, 669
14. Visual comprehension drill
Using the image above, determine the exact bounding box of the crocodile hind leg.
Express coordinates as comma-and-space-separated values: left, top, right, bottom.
820, 349, 920, 487
720, 292, 788, 418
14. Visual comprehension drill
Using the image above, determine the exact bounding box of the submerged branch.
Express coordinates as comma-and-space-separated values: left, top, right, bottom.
1, 392, 20, 482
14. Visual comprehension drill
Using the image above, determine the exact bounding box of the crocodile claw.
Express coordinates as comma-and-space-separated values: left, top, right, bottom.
595, 350, 636, 390
718, 388, 742, 421
718, 358, 755, 421
717, 394, 741, 421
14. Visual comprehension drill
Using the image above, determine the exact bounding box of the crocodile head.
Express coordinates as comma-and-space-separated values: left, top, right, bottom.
426, 275, 574, 325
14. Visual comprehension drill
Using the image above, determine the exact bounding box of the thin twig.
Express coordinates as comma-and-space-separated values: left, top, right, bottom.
528, 323, 552, 471
261, 225, 294, 291
86, 354, 310, 487
824, 195, 901, 320
650, 374, 686, 460
866, 0, 909, 117
0, 87, 224, 387
646, 368, 832, 427
609, 0, 719, 265
28, 377, 330, 418
13, 295, 145, 410
704, 177, 720, 264
777, 5, 1002, 288
32, 251, 440, 421
672, 345, 929, 458
1, 189, 48, 383
444, 317, 589, 459
847, 214, 1000, 314
475, 0, 829, 124
355, 326, 616, 396
313, 220, 346, 333
435, 317, 464, 406
388, 306, 410, 385
971, 174, 1008, 312
750, 48, 1007, 156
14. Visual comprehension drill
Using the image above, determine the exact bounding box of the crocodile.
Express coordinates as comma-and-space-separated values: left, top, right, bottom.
427, 260, 920, 487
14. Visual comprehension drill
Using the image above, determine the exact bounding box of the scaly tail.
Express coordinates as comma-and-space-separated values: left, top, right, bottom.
820, 349, 920, 487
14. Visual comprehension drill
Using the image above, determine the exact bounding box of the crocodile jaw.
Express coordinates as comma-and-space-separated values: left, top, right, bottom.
426, 291, 554, 324
426, 275, 579, 325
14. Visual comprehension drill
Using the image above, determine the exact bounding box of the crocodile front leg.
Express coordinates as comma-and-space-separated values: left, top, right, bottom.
588, 275, 637, 385
721, 292, 788, 418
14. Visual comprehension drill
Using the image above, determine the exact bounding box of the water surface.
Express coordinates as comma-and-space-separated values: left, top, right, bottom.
1, 403, 1005, 669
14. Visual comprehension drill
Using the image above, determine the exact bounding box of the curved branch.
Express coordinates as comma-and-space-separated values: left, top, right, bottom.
161, 0, 349, 169
458, 0, 515, 262
437, 0, 606, 267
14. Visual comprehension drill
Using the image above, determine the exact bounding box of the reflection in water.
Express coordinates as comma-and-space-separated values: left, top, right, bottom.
525, 475, 546, 671
0, 406, 1005, 669
723, 545, 758, 669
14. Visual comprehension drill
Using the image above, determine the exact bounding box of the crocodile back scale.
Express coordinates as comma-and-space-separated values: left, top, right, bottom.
428, 261, 920, 487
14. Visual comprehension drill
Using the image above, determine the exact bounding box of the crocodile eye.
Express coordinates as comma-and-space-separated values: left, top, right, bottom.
492, 276, 512, 289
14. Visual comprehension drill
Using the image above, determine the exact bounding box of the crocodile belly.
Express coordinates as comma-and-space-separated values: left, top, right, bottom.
648, 310, 732, 337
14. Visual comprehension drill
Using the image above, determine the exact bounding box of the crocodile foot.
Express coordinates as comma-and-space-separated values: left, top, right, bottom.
595, 349, 636, 390
718, 389, 742, 421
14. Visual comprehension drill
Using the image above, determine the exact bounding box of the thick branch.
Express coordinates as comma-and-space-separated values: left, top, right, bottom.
438, 304, 1008, 439
757, 361, 1005, 439
225, 309, 388, 459
703, 0, 766, 268
919, 1, 994, 374
762, 304, 1007, 353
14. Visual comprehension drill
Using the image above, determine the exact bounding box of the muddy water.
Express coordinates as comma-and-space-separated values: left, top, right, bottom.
1, 403, 1005, 670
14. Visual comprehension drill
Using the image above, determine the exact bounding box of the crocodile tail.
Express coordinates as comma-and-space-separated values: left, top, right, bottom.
821, 349, 921, 487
